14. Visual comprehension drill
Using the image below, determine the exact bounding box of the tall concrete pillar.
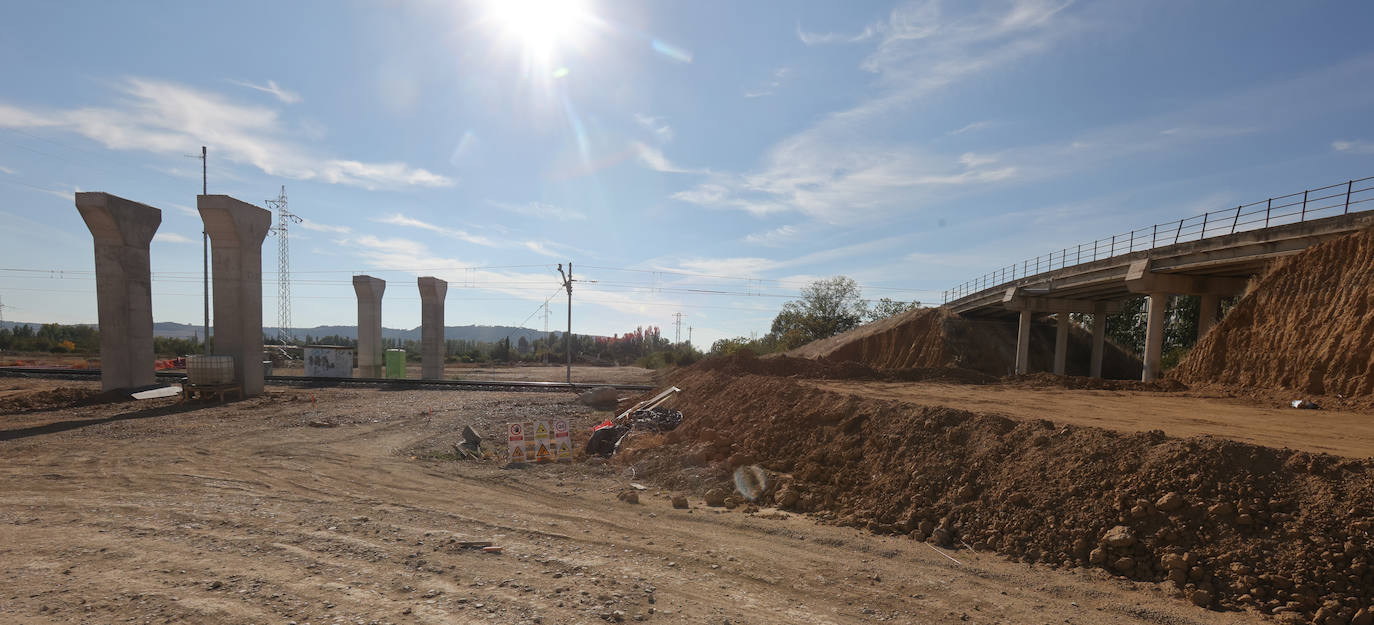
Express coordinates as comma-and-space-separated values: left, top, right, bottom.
353, 275, 385, 378
76, 192, 161, 392
417, 276, 447, 380
1053, 313, 1070, 376
1197, 293, 1220, 339
1090, 302, 1107, 379
198, 195, 270, 397
1014, 310, 1032, 376
1142, 292, 1168, 382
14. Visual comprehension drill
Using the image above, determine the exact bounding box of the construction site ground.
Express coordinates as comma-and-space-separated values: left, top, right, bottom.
0, 377, 1280, 625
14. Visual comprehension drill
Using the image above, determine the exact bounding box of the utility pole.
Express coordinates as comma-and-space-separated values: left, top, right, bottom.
195, 146, 210, 355
540, 301, 550, 364
673, 312, 684, 343
688, 325, 693, 345
266, 186, 300, 344
0, 294, 7, 324
556, 263, 573, 384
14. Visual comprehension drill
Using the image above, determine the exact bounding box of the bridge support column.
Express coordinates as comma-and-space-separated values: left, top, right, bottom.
1015, 310, 1032, 376
1090, 302, 1107, 379
353, 275, 386, 378
1197, 293, 1220, 338
199, 195, 271, 397
1053, 313, 1069, 375
417, 276, 447, 380
76, 192, 161, 392
1142, 292, 1168, 382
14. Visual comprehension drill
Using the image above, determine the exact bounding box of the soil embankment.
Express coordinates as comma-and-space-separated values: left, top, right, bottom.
1174, 227, 1374, 397
787, 307, 1143, 379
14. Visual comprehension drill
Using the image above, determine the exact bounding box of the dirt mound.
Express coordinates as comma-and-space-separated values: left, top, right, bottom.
786, 308, 1143, 379
627, 369, 1374, 620
0, 386, 105, 413
693, 350, 995, 384
1174, 227, 1374, 396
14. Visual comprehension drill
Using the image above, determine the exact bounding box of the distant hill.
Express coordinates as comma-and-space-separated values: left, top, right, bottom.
1, 320, 559, 343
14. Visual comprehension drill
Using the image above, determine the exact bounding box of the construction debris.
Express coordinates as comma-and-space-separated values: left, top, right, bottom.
586, 387, 683, 457
578, 386, 620, 409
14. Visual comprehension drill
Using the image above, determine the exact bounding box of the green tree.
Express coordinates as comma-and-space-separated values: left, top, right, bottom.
768, 276, 866, 349
865, 297, 917, 322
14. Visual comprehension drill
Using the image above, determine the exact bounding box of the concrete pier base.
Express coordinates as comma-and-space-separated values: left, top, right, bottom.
1053, 313, 1069, 376
199, 195, 271, 397
1090, 302, 1107, 379
417, 277, 447, 380
1142, 292, 1168, 382
353, 276, 386, 378
76, 192, 161, 392
1014, 310, 1032, 375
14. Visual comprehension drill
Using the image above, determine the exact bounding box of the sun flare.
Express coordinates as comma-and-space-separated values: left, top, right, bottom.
482, 0, 593, 66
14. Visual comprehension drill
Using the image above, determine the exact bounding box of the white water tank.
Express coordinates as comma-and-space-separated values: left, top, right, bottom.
187, 355, 235, 385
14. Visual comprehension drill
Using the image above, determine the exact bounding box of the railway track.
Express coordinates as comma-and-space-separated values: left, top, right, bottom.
0, 367, 654, 393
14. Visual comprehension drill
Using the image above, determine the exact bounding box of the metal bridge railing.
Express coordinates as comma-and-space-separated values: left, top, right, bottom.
941, 176, 1374, 304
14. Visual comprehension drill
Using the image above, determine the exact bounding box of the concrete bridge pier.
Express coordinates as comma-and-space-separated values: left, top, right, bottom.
75, 192, 161, 392
1090, 302, 1107, 379
1197, 293, 1221, 338
1142, 292, 1169, 382
1053, 313, 1070, 375
417, 276, 447, 380
1015, 310, 1032, 375
198, 195, 271, 397
353, 276, 386, 378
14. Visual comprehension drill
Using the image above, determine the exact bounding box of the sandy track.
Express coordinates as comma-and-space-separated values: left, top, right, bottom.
802, 379, 1374, 458
1, 380, 1267, 624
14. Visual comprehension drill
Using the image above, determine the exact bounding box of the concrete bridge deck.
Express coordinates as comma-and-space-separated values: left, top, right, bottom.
940, 176, 1374, 382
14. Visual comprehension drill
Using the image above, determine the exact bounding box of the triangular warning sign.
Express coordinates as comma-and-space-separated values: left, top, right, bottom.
510, 445, 526, 462
535, 421, 550, 437
536, 442, 552, 462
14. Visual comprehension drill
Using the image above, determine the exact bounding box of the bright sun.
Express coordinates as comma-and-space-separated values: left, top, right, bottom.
482, 0, 593, 66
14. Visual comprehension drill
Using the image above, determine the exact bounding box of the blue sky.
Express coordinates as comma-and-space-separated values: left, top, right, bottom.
1, 0, 1372, 349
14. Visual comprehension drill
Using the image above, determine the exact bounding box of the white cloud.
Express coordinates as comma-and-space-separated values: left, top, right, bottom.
227, 78, 302, 104
165, 202, 198, 217
490, 200, 586, 221
744, 67, 792, 98
153, 232, 195, 244
632, 141, 704, 174
375, 213, 497, 247
0, 77, 452, 190
1333, 139, 1374, 154
671, 1, 1069, 223
796, 21, 882, 45
742, 224, 800, 246
948, 120, 992, 135
634, 114, 674, 143
298, 218, 351, 234
0, 164, 16, 175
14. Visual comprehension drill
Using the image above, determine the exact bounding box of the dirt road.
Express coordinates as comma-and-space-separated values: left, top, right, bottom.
2, 379, 1268, 625
803, 379, 1374, 458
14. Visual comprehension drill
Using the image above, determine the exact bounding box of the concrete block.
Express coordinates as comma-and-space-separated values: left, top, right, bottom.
417, 276, 447, 380
198, 195, 271, 397
76, 192, 161, 392
353, 275, 385, 378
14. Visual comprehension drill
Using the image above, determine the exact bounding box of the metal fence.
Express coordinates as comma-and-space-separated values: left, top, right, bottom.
942, 175, 1374, 303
